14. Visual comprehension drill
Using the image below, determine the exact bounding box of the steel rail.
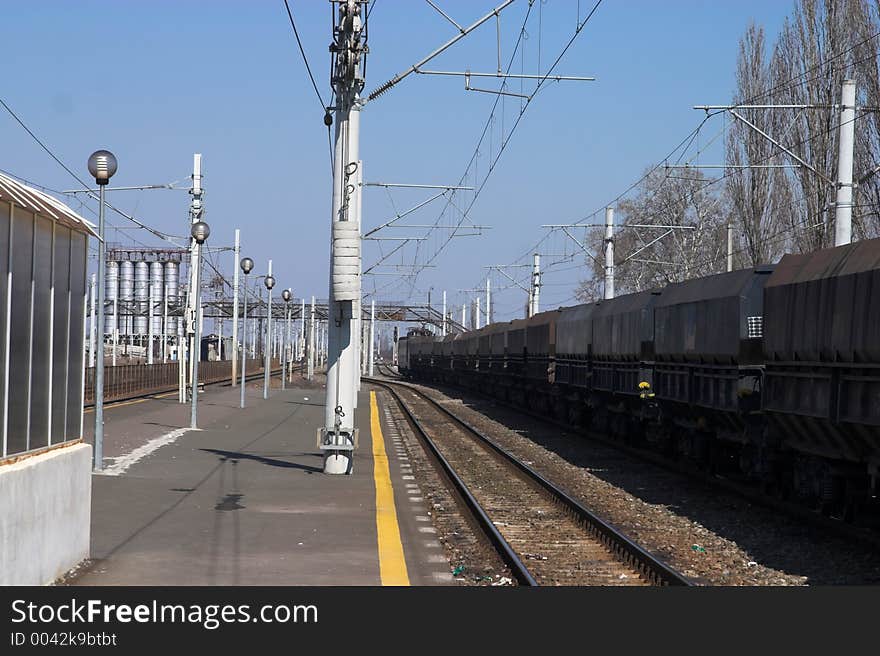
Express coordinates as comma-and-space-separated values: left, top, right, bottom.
403, 372, 880, 554
367, 376, 692, 587
372, 378, 537, 586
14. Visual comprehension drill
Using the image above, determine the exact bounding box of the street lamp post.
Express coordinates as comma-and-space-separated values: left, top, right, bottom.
87, 149, 117, 472
190, 220, 210, 429
239, 257, 254, 408
263, 268, 275, 400
281, 289, 291, 390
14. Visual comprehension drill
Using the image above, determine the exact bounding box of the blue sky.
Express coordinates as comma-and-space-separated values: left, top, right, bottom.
2, 1, 793, 321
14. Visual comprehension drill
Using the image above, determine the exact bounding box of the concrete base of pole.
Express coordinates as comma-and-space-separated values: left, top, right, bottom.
323, 451, 353, 475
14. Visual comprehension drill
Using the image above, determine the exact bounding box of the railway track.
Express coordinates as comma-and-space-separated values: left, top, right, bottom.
395, 369, 880, 553
368, 375, 691, 587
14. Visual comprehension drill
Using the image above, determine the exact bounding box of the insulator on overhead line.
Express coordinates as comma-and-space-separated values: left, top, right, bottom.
368, 76, 397, 101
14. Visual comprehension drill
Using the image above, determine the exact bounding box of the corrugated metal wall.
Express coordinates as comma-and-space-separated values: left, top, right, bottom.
0, 199, 87, 459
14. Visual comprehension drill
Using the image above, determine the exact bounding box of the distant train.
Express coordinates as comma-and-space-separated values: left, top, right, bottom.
398, 238, 880, 521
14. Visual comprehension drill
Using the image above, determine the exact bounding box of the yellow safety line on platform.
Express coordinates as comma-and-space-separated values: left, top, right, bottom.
371, 391, 410, 586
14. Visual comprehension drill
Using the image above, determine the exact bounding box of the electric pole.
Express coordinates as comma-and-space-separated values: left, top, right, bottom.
530, 253, 541, 315
184, 154, 203, 405
369, 299, 375, 376
300, 298, 306, 361
309, 295, 316, 381
162, 284, 168, 363
835, 79, 856, 246
604, 208, 614, 300
263, 260, 274, 400
148, 280, 155, 365
322, 0, 367, 475
485, 278, 491, 325
231, 228, 240, 385
89, 274, 96, 368
727, 223, 733, 272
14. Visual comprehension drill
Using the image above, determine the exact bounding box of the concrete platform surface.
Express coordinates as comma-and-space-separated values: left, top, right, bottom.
72, 381, 452, 586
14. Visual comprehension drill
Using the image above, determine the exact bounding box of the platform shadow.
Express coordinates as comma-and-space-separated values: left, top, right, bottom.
68, 405, 306, 585
201, 448, 323, 473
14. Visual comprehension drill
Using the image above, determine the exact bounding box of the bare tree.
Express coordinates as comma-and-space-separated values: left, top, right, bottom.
575, 0, 880, 305
771, 0, 880, 250
576, 168, 728, 301
850, 0, 880, 239
725, 22, 793, 265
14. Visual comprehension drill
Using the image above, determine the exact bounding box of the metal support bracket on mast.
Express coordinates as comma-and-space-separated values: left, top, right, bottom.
366, 0, 516, 102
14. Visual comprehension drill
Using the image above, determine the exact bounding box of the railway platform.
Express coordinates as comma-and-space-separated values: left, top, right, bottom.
71, 378, 453, 586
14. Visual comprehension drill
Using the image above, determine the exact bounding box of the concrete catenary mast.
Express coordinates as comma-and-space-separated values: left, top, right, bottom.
604, 208, 614, 300
835, 79, 856, 246
322, 1, 367, 475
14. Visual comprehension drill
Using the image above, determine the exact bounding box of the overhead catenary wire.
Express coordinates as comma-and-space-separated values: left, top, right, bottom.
483, 31, 880, 309
1, 95, 190, 249
281, 0, 336, 173
486, 104, 876, 318
548, 115, 875, 308
402, 1, 604, 291
370, 8, 880, 317
282, 0, 329, 111
419, 1, 606, 312
545, 32, 880, 227
361, 0, 540, 303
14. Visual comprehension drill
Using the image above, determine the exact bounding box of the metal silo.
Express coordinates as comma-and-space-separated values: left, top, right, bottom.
104, 260, 119, 336
119, 260, 134, 337
150, 261, 164, 334
134, 261, 149, 335
165, 261, 181, 337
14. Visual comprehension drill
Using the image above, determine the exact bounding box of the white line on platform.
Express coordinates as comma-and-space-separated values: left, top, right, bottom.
99, 426, 194, 476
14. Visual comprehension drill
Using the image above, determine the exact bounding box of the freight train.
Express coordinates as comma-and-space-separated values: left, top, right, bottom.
397, 238, 880, 521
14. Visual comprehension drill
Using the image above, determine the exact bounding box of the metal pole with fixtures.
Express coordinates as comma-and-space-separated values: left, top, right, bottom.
263, 263, 275, 400
190, 220, 210, 429
239, 257, 254, 408
281, 288, 291, 390
231, 229, 240, 384
87, 149, 117, 471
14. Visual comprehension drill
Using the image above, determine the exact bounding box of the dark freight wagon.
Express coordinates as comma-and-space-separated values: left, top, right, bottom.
524, 310, 559, 383
438, 332, 457, 372
590, 290, 659, 395
504, 318, 529, 377
396, 236, 880, 516
478, 322, 506, 373
555, 303, 596, 388
653, 267, 773, 414
488, 322, 507, 373
763, 239, 880, 477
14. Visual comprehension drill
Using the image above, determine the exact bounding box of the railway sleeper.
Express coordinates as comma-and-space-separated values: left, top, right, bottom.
403, 370, 880, 528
